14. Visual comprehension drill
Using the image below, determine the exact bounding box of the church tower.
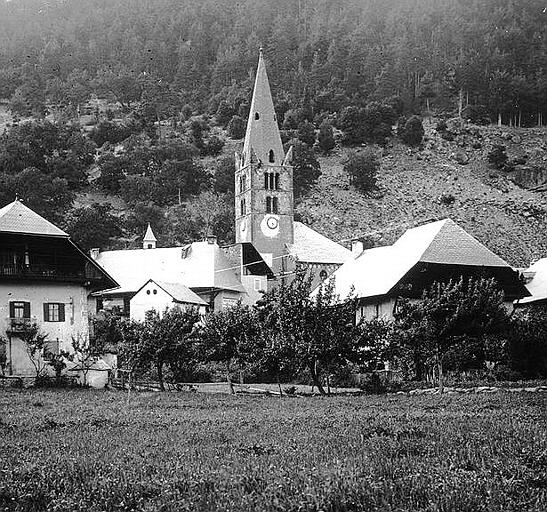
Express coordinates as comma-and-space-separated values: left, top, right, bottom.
235, 49, 294, 275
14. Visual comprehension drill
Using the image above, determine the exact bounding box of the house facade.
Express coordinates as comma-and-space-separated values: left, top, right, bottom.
0, 200, 117, 376
320, 218, 530, 323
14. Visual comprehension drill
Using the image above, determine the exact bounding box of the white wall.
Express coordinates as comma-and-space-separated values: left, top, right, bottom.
0, 282, 90, 376
356, 298, 397, 323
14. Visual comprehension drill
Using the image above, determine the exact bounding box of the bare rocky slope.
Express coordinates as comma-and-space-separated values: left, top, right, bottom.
297, 120, 547, 267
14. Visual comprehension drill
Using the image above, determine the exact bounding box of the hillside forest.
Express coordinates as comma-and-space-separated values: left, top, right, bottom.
0, 0, 546, 261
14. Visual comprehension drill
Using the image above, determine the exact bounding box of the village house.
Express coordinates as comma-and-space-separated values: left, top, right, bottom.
91, 50, 351, 316
0, 199, 118, 377
321, 218, 530, 323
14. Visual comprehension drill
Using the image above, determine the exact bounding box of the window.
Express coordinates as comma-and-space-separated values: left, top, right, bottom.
269, 149, 275, 163
266, 196, 272, 213
10, 301, 30, 319
255, 112, 260, 120
319, 270, 328, 281
254, 278, 262, 291
240, 198, 246, 216
272, 197, 279, 214
242, 174, 246, 191
44, 303, 65, 322
274, 173, 279, 190
147, 244, 153, 249
264, 172, 280, 190
264, 172, 268, 189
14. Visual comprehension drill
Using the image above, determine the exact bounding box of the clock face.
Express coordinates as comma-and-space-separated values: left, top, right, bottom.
266, 217, 278, 230
260, 215, 280, 238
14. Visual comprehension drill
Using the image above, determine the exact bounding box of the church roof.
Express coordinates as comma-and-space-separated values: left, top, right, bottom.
94, 240, 245, 296
134, 279, 208, 306
0, 200, 68, 237
243, 49, 285, 166
519, 258, 547, 304
288, 221, 352, 265
143, 223, 157, 242
321, 218, 521, 301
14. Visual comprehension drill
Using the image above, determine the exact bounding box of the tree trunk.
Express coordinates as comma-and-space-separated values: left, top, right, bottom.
326, 374, 331, 396
226, 362, 235, 395
276, 372, 283, 397
157, 362, 165, 391
436, 350, 444, 394
498, 112, 502, 127
458, 89, 463, 118
309, 361, 326, 395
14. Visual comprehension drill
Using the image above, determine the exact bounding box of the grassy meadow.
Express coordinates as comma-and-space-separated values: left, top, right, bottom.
0, 390, 545, 512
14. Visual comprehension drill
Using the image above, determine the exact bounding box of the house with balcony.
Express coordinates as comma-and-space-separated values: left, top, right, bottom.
0, 199, 118, 377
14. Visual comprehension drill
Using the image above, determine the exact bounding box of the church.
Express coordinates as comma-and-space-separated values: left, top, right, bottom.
91, 50, 352, 315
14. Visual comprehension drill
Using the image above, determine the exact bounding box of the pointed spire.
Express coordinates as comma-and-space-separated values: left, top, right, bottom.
143, 223, 157, 249
243, 49, 284, 166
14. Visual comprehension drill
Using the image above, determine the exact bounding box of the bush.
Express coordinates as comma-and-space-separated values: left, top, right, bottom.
399, 116, 424, 146
288, 140, 321, 198
96, 154, 127, 193
487, 145, 508, 170
435, 119, 448, 132
89, 121, 132, 147
227, 115, 246, 139
344, 148, 380, 193
202, 134, 225, 156
318, 120, 335, 154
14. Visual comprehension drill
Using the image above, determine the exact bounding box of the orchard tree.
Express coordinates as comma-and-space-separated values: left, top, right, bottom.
19, 323, 49, 380
256, 275, 356, 395
198, 302, 259, 394
394, 277, 510, 392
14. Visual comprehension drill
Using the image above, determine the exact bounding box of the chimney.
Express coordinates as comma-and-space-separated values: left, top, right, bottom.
351, 240, 364, 257
206, 235, 217, 245
89, 248, 100, 260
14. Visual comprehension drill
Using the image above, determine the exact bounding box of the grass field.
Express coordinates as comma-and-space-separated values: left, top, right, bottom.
1, 390, 545, 511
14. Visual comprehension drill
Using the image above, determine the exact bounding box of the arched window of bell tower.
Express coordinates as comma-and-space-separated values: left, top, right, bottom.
269, 149, 275, 163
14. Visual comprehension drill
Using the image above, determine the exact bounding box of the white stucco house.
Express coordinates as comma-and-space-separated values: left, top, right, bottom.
0, 199, 118, 380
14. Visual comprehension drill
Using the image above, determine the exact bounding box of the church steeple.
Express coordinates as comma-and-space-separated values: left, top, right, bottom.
235, 49, 294, 275
242, 48, 285, 167
143, 223, 157, 249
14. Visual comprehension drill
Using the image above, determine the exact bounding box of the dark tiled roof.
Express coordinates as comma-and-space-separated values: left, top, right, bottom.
0, 200, 68, 237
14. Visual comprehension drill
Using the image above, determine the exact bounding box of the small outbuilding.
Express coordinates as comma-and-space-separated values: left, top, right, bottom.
129, 278, 208, 322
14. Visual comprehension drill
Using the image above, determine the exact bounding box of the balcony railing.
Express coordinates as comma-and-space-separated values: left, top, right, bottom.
6, 317, 32, 334
0, 264, 85, 281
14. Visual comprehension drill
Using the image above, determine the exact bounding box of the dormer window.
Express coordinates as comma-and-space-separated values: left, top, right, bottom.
269, 149, 275, 163
255, 112, 260, 120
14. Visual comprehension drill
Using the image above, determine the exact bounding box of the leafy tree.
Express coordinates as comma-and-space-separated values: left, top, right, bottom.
126, 202, 166, 242
337, 106, 367, 145
399, 115, 424, 146
288, 139, 321, 198
198, 302, 258, 394
394, 277, 510, 392
65, 203, 122, 252
227, 115, 246, 139
297, 120, 316, 146
120, 175, 154, 206
19, 323, 49, 380
318, 120, 335, 154
255, 275, 356, 395
93, 66, 143, 111
96, 154, 128, 193
344, 148, 380, 193
215, 100, 235, 127
89, 121, 133, 147
0, 168, 74, 224
213, 154, 235, 194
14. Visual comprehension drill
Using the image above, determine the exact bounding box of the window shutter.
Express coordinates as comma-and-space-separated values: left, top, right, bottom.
9, 302, 15, 318
59, 304, 65, 322
43, 303, 49, 322
23, 302, 30, 318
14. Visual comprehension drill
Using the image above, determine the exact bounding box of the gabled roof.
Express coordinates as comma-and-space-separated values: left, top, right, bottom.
134, 279, 207, 306
519, 258, 547, 304
288, 221, 352, 265
0, 200, 68, 237
322, 218, 518, 301
242, 49, 285, 166
94, 240, 245, 296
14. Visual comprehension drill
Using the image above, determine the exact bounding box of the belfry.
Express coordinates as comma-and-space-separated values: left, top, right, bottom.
235, 49, 294, 275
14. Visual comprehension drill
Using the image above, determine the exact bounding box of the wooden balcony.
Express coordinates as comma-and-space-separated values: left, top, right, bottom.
0, 264, 85, 282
